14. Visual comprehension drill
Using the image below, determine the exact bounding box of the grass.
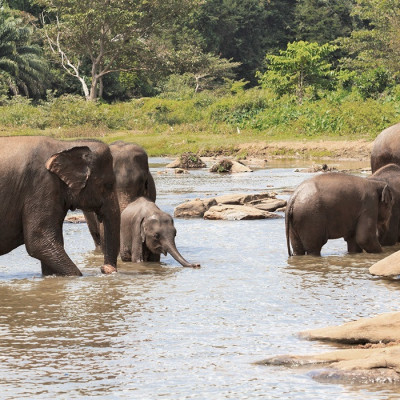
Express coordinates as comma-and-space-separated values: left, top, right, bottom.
0, 87, 399, 157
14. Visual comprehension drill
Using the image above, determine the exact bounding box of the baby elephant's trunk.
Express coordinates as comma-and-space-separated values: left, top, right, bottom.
165, 241, 200, 268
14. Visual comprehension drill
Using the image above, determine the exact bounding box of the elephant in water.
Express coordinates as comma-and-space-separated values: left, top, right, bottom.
371, 122, 400, 173
0, 136, 120, 276
84, 141, 156, 251
285, 172, 394, 256
369, 163, 400, 246
120, 197, 200, 268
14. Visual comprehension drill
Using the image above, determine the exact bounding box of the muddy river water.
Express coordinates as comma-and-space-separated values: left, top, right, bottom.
1, 158, 400, 399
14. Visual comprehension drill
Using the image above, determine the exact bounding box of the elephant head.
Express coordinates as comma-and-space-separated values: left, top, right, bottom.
46, 142, 120, 269
141, 213, 199, 268
110, 141, 156, 212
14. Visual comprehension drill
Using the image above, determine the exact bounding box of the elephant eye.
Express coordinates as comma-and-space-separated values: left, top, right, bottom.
153, 233, 160, 240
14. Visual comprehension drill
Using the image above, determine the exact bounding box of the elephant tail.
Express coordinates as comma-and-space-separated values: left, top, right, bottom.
285, 196, 294, 257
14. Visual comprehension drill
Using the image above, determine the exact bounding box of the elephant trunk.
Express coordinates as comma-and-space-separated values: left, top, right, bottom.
164, 240, 199, 268
99, 192, 121, 268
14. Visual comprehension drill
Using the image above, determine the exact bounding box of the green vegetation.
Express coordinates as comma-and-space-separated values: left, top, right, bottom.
1, 0, 400, 157
1, 86, 399, 155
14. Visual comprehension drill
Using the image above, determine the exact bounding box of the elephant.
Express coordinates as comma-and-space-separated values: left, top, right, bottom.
120, 197, 200, 268
371, 122, 400, 173
285, 172, 394, 256
84, 141, 156, 250
368, 163, 400, 245
0, 136, 120, 276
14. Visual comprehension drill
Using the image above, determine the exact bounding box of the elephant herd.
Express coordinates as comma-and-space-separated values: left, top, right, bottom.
286, 122, 400, 257
0, 137, 196, 277
2, 123, 400, 277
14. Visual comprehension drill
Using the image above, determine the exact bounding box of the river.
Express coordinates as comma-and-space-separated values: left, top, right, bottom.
0, 158, 399, 399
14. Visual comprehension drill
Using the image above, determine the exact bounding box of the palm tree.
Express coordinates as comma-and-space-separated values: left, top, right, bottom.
0, 10, 48, 97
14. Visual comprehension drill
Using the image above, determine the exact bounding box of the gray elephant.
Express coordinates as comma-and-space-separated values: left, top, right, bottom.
371, 122, 400, 173
368, 163, 400, 245
84, 141, 156, 250
120, 197, 200, 268
0, 136, 120, 276
285, 172, 393, 256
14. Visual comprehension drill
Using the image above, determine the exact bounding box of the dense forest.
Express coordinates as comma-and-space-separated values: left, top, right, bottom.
1, 0, 400, 148
1, 0, 399, 102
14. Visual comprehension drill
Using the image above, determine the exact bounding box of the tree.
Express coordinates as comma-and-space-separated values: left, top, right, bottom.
37, 0, 200, 101
294, 0, 354, 44
339, 0, 400, 79
257, 41, 337, 102
193, 0, 297, 84
0, 7, 48, 97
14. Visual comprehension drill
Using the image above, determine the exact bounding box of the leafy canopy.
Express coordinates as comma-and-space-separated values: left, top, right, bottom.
0, 6, 48, 97
257, 41, 337, 102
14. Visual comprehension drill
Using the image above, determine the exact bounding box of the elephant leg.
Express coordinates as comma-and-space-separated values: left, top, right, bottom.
289, 230, 305, 255
83, 211, 102, 250
147, 252, 161, 262
24, 217, 82, 276
293, 216, 326, 256
355, 219, 382, 253
379, 215, 399, 246
346, 236, 362, 253
41, 262, 56, 276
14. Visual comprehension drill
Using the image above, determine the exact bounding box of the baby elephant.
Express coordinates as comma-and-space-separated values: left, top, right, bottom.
286, 172, 394, 256
120, 197, 200, 268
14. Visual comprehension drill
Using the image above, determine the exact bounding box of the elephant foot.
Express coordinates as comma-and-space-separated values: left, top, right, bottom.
101, 264, 117, 274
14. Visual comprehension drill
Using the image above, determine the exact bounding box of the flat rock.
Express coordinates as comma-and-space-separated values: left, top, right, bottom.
300, 312, 400, 344
258, 345, 400, 384
251, 198, 287, 212
174, 192, 285, 219
369, 250, 400, 276
214, 193, 276, 205
204, 204, 280, 220
65, 214, 86, 223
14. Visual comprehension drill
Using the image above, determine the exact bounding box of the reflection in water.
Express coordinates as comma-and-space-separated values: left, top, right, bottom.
0, 158, 400, 399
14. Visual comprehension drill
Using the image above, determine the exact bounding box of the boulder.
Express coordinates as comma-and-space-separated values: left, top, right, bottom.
369, 250, 400, 276
174, 192, 287, 220
204, 204, 281, 220
210, 159, 252, 173
174, 198, 217, 218
166, 152, 206, 169
300, 312, 400, 344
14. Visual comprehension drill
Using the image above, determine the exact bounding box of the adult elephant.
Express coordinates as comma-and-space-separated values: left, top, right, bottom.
371, 122, 400, 173
0, 136, 120, 276
84, 141, 156, 250
120, 197, 200, 268
369, 163, 400, 245
285, 172, 394, 256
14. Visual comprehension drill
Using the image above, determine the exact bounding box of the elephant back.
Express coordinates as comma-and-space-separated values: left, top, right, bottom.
371, 122, 400, 173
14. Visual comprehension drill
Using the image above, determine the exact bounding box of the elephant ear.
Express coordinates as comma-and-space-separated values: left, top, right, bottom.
141, 215, 158, 243
46, 146, 93, 191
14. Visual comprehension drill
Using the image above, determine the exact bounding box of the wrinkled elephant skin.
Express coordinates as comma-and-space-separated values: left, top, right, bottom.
0, 136, 120, 276
120, 197, 200, 268
84, 141, 156, 250
285, 172, 394, 256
